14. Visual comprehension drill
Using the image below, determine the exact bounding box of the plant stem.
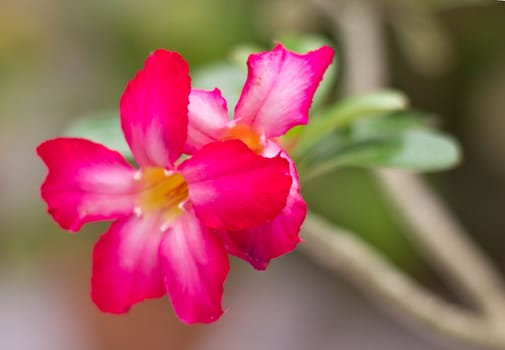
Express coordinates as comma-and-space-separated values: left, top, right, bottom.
301, 213, 505, 349
376, 169, 505, 326
304, 0, 505, 347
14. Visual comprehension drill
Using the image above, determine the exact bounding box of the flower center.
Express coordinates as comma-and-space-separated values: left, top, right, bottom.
223, 124, 264, 153
136, 167, 189, 221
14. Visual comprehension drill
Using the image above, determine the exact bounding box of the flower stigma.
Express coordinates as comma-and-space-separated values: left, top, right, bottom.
136, 167, 189, 223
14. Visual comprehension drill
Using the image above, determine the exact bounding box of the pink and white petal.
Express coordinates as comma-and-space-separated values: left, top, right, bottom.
220, 141, 306, 269
218, 188, 306, 270
234, 44, 334, 138
185, 88, 230, 154
159, 209, 229, 324
91, 215, 166, 314
37, 138, 137, 232
179, 140, 292, 231
120, 49, 191, 168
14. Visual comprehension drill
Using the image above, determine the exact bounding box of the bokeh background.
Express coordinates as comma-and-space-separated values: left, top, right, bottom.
1, 0, 504, 349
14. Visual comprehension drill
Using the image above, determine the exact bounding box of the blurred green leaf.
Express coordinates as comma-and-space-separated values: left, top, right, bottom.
294, 90, 408, 158
229, 44, 264, 68
352, 110, 431, 138
303, 129, 460, 181
64, 110, 131, 158
191, 63, 245, 112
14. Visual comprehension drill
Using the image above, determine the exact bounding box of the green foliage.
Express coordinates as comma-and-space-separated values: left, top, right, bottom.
64, 110, 131, 158
294, 91, 408, 157
191, 63, 245, 112
300, 109, 460, 181
303, 130, 459, 181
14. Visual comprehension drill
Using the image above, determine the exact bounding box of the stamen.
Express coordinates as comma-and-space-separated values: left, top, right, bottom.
136, 168, 189, 223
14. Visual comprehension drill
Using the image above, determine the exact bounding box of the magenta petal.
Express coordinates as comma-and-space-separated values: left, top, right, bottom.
218, 145, 306, 269
37, 138, 137, 232
120, 49, 191, 167
159, 209, 229, 324
234, 44, 334, 138
218, 185, 306, 270
91, 215, 165, 314
185, 88, 230, 154
179, 140, 292, 231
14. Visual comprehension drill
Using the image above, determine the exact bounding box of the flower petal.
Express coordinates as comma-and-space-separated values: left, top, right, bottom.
37, 138, 137, 232
234, 44, 334, 138
218, 185, 306, 270
185, 88, 230, 154
159, 209, 229, 324
179, 140, 292, 231
218, 144, 306, 269
91, 215, 165, 314
120, 49, 191, 167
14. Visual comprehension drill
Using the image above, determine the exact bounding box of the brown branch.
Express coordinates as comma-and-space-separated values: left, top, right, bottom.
301, 213, 505, 349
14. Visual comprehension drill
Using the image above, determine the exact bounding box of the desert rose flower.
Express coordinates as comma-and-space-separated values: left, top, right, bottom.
37, 49, 292, 324
185, 44, 334, 269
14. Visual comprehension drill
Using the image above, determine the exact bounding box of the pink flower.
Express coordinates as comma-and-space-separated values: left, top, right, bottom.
37, 50, 292, 324
185, 44, 334, 270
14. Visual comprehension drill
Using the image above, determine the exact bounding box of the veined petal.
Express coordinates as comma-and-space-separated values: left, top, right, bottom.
234, 44, 334, 138
159, 209, 229, 324
179, 140, 292, 231
185, 88, 230, 154
91, 215, 165, 313
120, 49, 190, 168
219, 144, 306, 270
37, 138, 137, 232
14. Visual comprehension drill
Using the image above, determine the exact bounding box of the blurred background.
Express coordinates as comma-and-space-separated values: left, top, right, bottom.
1, 0, 504, 349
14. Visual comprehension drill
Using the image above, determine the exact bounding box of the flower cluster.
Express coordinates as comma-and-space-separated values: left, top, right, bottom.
37, 44, 333, 324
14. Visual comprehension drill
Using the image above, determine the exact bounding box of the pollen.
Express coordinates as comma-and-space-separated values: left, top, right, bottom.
223, 124, 264, 154
137, 167, 189, 221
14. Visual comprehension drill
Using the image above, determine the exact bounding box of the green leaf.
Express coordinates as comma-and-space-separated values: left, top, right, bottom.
352, 111, 430, 138
64, 110, 132, 158
229, 44, 264, 69
295, 90, 408, 158
302, 130, 460, 181
191, 63, 245, 111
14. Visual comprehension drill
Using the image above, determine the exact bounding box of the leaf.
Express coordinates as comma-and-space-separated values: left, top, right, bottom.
191, 63, 245, 112
352, 111, 431, 138
302, 130, 460, 181
64, 110, 132, 158
295, 90, 408, 158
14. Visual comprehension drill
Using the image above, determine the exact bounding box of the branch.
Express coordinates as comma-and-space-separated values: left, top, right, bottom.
304, 0, 505, 347
376, 169, 505, 325
301, 212, 505, 349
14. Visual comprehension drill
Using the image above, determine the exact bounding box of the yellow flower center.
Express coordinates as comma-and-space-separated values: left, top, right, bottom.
136, 167, 189, 221
223, 124, 264, 154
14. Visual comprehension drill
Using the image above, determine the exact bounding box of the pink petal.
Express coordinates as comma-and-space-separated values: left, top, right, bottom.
179, 140, 292, 231
120, 49, 191, 167
218, 184, 306, 270
159, 209, 229, 324
218, 144, 306, 270
185, 88, 230, 154
234, 44, 334, 138
37, 138, 137, 232
91, 215, 166, 313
